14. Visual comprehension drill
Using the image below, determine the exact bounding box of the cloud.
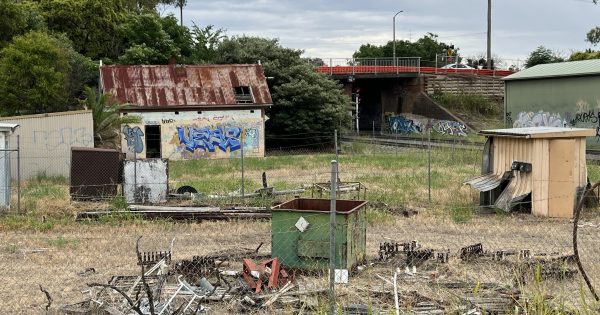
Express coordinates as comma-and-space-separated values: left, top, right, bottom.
166, 0, 600, 62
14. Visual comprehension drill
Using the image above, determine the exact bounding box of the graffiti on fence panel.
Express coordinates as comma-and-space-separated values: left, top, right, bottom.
513, 111, 566, 128
432, 120, 468, 136
388, 116, 423, 134
122, 125, 144, 153
176, 125, 242, 153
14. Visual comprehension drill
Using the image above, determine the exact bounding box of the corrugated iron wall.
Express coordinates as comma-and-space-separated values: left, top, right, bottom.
0, 111, 94, 179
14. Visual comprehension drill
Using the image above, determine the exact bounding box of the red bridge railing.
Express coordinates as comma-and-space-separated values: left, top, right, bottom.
314, 58, 514, 77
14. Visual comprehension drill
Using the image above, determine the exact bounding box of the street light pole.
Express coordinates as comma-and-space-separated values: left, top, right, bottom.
392, 10, 404, 68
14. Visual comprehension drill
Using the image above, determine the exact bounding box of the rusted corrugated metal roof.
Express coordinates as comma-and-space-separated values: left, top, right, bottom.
100, 64, 273, 108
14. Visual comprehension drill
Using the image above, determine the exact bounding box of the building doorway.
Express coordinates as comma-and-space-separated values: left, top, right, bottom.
145, 125, 161, 158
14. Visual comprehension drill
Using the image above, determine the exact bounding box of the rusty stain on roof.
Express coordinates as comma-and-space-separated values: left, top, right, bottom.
100, 64, 273, 108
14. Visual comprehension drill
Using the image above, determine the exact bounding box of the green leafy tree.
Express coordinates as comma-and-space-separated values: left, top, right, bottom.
0, 0, 45, 49
41, 0, 127, 60
189, 24, 226, 63
118, 13, 184, 64
569, 49, 600, 61
0, 0, 27, 49
353, 33, 455, 66
160, 14, 193, 59
215, 36, 351, 148
0, 31, 96, 116
82, 87, 141, 148
0, 32, 71, 116
525, 46, 564, 68
586, 27, 600, 46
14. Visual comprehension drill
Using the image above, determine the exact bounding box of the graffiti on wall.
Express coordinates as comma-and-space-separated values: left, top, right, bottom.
432, 120, 468, 136
388, 116, 423, 134
387, 115, 468, 137
122, 125, 144, 153
33, 127, 93, 151
511, 107, 600, 142
176, 126, 242, 153
512, 111, 566, 128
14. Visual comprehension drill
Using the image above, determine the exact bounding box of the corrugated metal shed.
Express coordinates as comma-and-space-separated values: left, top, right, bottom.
100, 64, 273, 108
503, 59, 600, 81
0, 110, 94, 179
465, 127, 595, 218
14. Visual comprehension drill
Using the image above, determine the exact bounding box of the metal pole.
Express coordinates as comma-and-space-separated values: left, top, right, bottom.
487, 0, 492, 69
392, 11, 403, 70
329, 160, 338, 315
334, 129, 339, 162
241, 135, 245, 198
393, 272, 400, 315
395, 132, 398, 156
428, 128, 432, 203
356, 94, 360, 136
133, 150, 137, 203
16, 135, 20, 214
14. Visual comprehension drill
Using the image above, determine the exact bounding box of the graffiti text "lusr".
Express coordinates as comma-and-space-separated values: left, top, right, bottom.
177, 126, 242, 152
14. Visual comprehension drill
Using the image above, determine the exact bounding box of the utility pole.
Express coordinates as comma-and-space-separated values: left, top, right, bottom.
486, 0, 492, 69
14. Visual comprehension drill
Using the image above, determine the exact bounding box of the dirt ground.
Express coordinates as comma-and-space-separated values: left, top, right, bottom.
1, 213, 599, 314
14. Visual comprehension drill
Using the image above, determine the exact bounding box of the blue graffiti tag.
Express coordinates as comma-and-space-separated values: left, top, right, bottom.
387, 116, 422, 134
122, 125, 144, 153
177, 126, 242, 152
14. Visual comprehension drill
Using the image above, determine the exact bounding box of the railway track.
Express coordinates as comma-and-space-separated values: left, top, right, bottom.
341, 134, 483, 150
342, 134, 600, 160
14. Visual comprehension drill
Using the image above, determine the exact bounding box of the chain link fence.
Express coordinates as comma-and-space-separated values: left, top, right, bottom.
1, 130, 600, 314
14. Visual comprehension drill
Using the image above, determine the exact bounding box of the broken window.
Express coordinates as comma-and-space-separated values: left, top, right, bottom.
233, 86, 254, 104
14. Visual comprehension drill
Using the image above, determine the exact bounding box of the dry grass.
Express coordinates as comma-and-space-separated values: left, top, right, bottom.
1, 146, 599, 313
1, 214, 598, 313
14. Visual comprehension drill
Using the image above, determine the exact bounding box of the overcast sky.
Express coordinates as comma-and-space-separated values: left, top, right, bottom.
164, 0, 600, 67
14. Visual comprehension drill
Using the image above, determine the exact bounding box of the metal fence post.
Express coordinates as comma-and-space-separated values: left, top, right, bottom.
133, 151, 137, 203
241, 134, 245, 198
329, 160, 338, 315
334, 129, 338, 162
16, 135, 20, 214
428, 128, 432, 203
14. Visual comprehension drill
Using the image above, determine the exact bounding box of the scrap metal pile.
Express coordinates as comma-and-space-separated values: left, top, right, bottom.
56, 239, 326, 315
372, 240, 579, 314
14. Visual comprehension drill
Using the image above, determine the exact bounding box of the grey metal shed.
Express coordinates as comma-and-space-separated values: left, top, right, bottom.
0, 123, 19, 210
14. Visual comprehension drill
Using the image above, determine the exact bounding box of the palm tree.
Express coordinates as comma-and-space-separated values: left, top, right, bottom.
82, 86, 141, 149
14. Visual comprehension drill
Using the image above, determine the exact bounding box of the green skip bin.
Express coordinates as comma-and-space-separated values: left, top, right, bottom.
271, 198, 368, 271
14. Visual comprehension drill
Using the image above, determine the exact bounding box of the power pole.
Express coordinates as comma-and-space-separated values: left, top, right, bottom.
487, 0, 492, 69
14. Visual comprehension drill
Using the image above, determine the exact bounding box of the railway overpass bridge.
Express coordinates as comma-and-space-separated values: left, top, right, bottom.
315, 57, 512, 132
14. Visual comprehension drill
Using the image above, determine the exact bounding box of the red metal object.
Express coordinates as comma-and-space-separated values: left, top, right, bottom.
100, 64, 273, 108
242, 258, 289, 293
316, 65, 514, 77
